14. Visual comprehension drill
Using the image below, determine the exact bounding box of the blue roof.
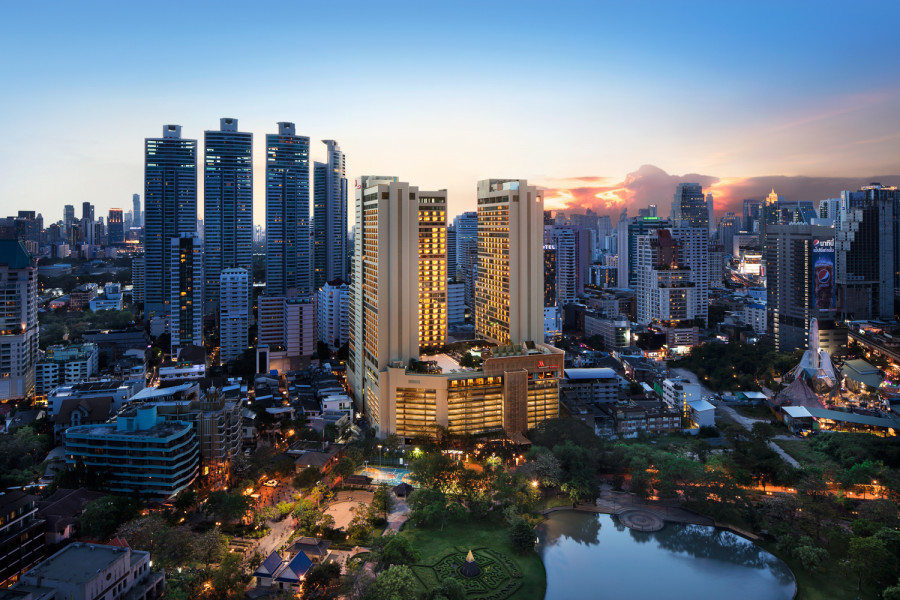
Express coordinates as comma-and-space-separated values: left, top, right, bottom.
276, 551, 313, 582
254, 551, 283, 577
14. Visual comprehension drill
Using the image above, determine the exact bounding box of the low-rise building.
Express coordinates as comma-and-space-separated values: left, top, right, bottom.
601, 399, 681, 438
561, 368, 619, 404
64, 405, 199, 500
48, 379, 141, 418
0, 542, 164, 600
34, 344, 99, 396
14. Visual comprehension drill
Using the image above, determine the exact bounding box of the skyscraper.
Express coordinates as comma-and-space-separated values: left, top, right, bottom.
313, 140, 348, 290
63, 205, 75, 229
132, 194, 141, 227
836, 184, 897, 320
446, 224, 457, 279
475, 179, 544, 345
0, 240, 37, 400
203, 117, 253, 314
144, 124, 198, 317
170, 233, 202, 356
706, 193, 715, 235
616, 215, 670, 289
265, 122, 311, 296
453, 211, 478, 309
742, 198, 761, 232
765, 224, 843, 353
107, 208, 124, 246
348, 178, 561, 438
219, 267, 249, 364
671, 183, 709, 231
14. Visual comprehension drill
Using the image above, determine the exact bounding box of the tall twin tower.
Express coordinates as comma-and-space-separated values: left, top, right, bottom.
143, 120, 347, 355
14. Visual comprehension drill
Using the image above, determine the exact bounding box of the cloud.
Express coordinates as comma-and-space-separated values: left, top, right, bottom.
542, 165, 900, 221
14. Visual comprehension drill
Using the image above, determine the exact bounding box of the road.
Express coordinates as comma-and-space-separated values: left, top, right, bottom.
669, 368, 800, 469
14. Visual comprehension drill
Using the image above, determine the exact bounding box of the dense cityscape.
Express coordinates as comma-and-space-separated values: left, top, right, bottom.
2, 3, 900, 600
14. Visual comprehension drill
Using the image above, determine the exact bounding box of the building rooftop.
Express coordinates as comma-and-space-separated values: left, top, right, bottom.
564, 368, 617, 380
0, 239, 32, 269
67, 420, 191, 439
25, 543, 135, 585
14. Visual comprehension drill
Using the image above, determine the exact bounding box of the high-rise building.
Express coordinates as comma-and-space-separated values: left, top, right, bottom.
63, 205, 75, 230
0, 491, 46, 588
636, 229, 698, 325
765, 224, 844, 354
818, 198, 842, 226
266, 122, 311, 297
475, 179, 544, 345
317, 279, 349, 352
0, 240, 37, 401
258, 291, 317, 371
313, 140, 348, 291
170, 233, 202, 356
616, 215, 670, 289
671, 183, 709, 231
836, 184, 897, 320
543, 244, 557, 308
706, 193, 715, 235
718, 212, 740, 255
446, 224, 457, 279
107, 208, 124, 246
203, 118, 253, 314
219, 267, 249, 364
144, 124, 198, 317
132, 255, 144, 306
453, 211, 478, 308
742, 198, 761, 232
348, 178, 561, 439
550, 227, 577, 306
132, 193, 141, 227
81, 202, 94, 223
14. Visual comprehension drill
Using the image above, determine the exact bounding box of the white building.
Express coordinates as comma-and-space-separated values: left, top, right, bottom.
743, 301, 767, 334
0, 240, 38, 400
34, 343, 99, 396
170, 233, 202, 356
317, 279, 349, 352
219, 267, 249, 364
662, 377, 702, 410
543, 306, 561, 342
259, 291, 317, 371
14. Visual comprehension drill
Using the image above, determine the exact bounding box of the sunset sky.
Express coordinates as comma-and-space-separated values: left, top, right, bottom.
1, 1, 899, 223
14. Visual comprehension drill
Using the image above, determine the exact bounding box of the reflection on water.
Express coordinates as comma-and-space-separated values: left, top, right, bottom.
538, 511, 795, 600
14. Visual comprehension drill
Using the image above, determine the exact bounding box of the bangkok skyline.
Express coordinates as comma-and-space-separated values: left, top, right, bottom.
1, 0, 899, 222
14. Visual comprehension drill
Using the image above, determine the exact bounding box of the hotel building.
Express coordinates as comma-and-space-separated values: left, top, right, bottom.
348, 178, 560, 440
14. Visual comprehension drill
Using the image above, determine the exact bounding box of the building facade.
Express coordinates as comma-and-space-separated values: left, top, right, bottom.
144, 125, 197, 317
64, 405, 199, 499
317, 279, 349, 353
219, 267, 249, 364
203, 118, 253, 314
671, 183, 709, 231
475, 179, 544, 346
170, 233, 203, 356
266, 122, 311, 297
34, 343, 99, 396
0, 241, 37, 401
0, 492, 45, 589
313, 140, 348, 290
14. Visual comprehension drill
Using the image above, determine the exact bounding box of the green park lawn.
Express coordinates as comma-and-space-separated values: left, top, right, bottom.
400, 519, 545, 600
773, 439, 840, 472
759, 540, 878, 600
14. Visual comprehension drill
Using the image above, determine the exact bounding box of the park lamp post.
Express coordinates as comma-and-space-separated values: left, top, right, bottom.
377, 444, 383, 466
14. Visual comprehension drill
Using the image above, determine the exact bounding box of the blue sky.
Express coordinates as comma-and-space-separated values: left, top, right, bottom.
1, 1, 899, 222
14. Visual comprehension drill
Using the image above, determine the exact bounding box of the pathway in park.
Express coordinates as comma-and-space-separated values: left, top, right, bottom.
669, 367, 800, 469
384, 497, 410, 533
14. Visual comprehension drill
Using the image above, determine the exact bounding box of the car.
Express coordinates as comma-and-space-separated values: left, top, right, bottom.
264, 480, 278, 487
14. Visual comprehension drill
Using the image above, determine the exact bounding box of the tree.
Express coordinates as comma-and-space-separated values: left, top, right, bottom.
364, 565, 419, 600
116, 516, 197, 570
792, 545, 828, 573
204, 491, 251, 524
334, 457, 357, 482
303, 561, 342, 599
374, 534, 420, 570
368, 484, 394, 524
409, 451, 463, 494
210, 553, 249, 598
849, 536, 891, 591
173, 489, 198, 512
347, 505, 371, 545
407, 488, 448, 529
78, 496, 141, 540
276, 501, 294, 517
195, 528, 229, 568
428, 578, 466, 600
509, 517, 536, 553
295, 499, 335, 535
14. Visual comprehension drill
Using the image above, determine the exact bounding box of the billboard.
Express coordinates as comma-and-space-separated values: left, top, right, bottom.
811, 238, 836, 311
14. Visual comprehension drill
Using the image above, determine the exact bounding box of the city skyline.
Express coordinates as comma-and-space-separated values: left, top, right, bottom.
2, 2, 899, 223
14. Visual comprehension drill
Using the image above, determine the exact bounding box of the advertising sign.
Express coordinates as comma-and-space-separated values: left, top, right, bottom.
811, 238, 836, 311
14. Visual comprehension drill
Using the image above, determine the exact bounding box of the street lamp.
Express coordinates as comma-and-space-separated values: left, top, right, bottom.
377, 444, 383, 466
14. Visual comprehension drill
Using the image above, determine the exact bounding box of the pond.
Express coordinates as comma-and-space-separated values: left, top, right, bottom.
537, 511, 795, 600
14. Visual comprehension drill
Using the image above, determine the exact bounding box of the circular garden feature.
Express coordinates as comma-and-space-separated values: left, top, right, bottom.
412, 547, 524, 600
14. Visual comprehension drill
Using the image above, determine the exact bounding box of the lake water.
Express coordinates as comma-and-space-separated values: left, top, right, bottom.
537, 511, 796, 600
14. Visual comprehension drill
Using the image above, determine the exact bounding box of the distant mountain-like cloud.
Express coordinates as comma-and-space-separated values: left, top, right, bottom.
541, 166, 900, 221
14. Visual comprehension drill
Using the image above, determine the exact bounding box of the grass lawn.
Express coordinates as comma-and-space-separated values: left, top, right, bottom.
400, 518, 545, 600
758, 540, 878, 600
773, 439, 840, 472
